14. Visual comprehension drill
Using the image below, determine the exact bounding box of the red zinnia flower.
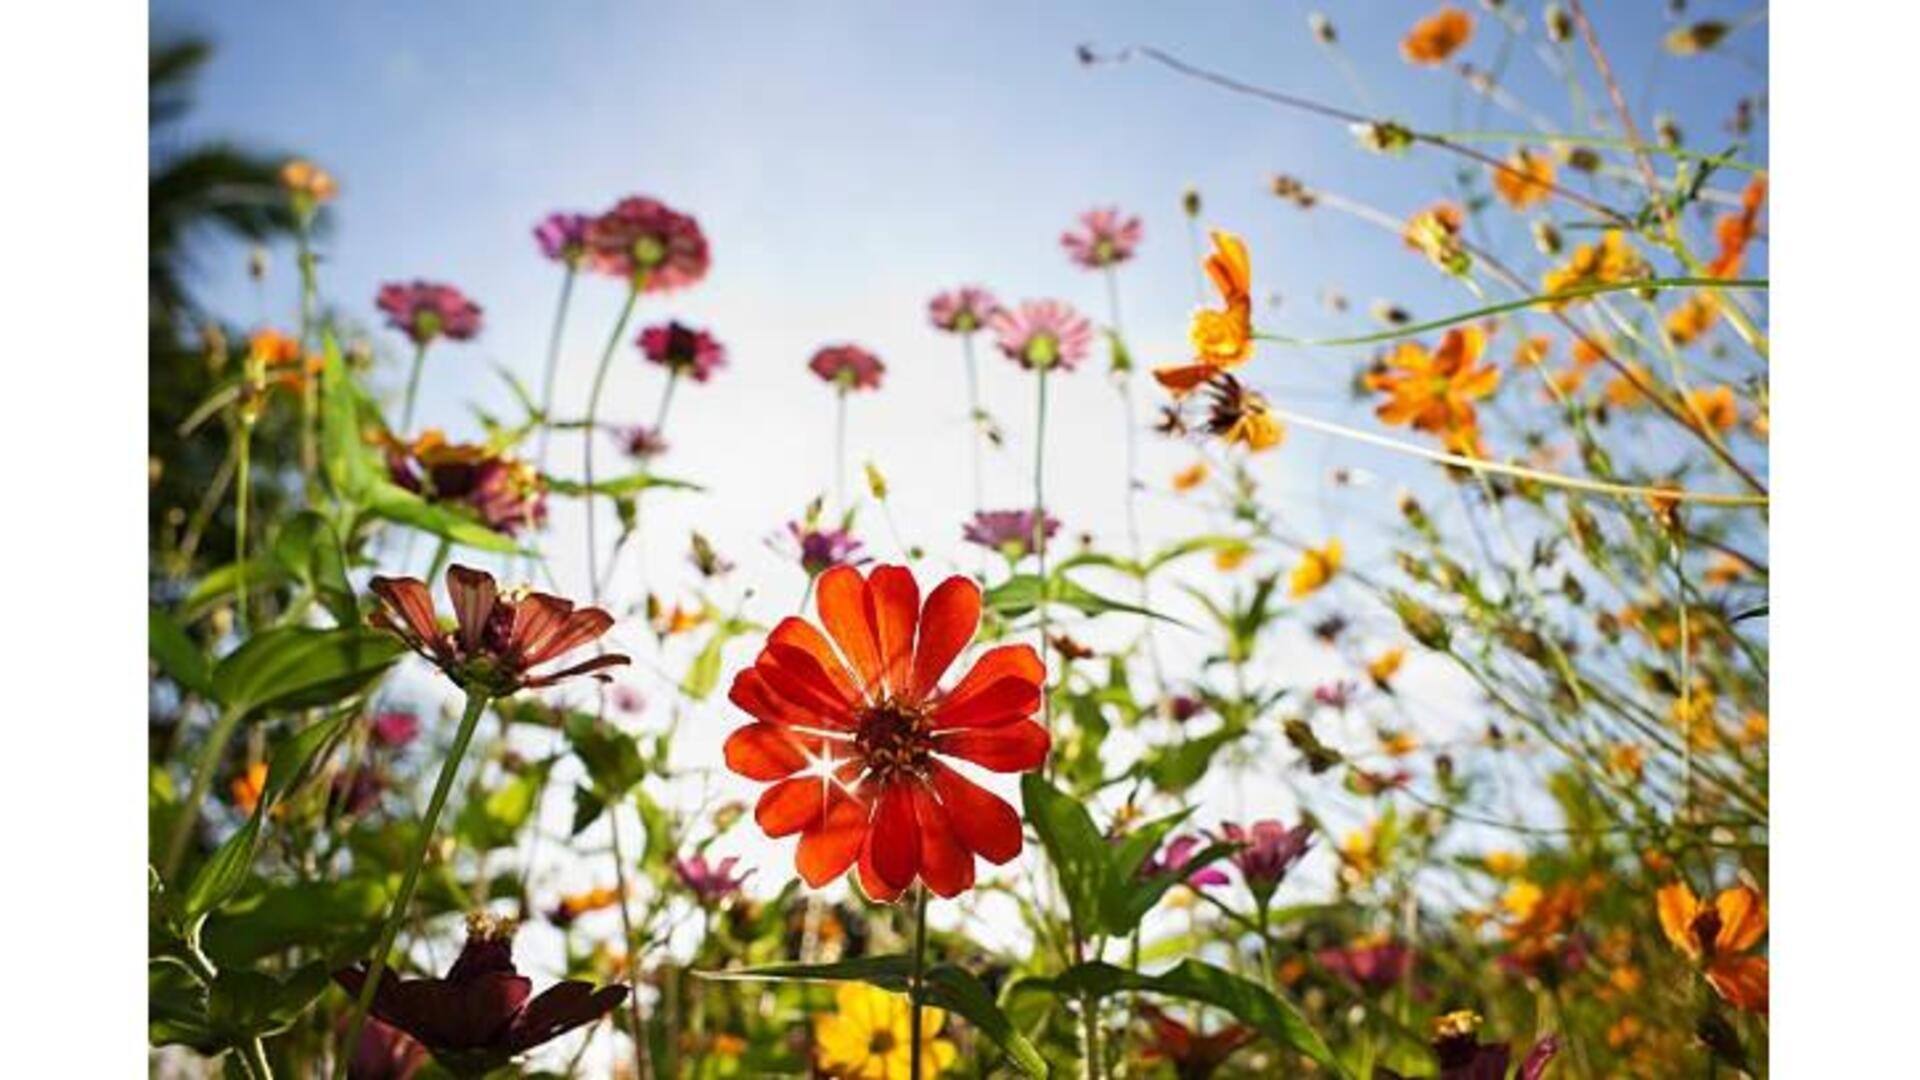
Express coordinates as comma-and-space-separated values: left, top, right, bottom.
723, 565, 1048, 900
1137, 1004, 1255, 1080
377, 281, 483, 346
369, 565, 628, 697
637, 320, 727, 382
585, 196, 710, 291
809, 344, 886, 392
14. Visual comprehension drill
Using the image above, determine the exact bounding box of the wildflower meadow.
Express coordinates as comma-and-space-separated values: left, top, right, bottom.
136, 4, 1782, 1077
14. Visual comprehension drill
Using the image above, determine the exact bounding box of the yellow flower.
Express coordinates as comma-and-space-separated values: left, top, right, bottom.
1671, 685, 1721, 750
814, 982, 957, 1079
1204, 375, 1284, 453
1403, 202, 1470, 274
1491, 148, 1556, 210
1289, 539, 1342, 598
1685, 384, 1740, 432
1500, 880, 1544, 921
230, 761, 268, 816
1156, 231, 1253, 395
1482, 850, 1527, 877
1541, 230, 1649, 303
1213, 540, 1252, 571
1366, 647, 1406, 690
1666, 293, 1722, 346
1171, 461, 1209, 492
1364, 327, 1499, 448
279, 158, 338, 203
1655, 881, 1769, 1014
1606, 742, 1645, 780
1401, 6, 1474, 65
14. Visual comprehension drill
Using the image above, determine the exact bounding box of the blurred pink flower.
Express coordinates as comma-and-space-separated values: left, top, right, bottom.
1061, 206, 1143, 269
370, 710, 420, 749
673, 855, 752, 904
963, 508, 1059, 562
376, 281, 482, 345
990, 299, 1093, 371
620, 425, 669, 461
533, 212, 592, 265
637, 321, 726, 383
1317, 939, 1413, 993
611, 685, 647, 714
808, 344, 886, 391
586, 196, 709, 291
1218, 820, 1313, 897
1141, 835, 1230, 888
785, 520, 866, 576
928, 286, 1003, 334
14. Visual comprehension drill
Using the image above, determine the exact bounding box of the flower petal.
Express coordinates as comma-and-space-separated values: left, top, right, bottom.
1705, 955, 1768, 1014
723, 723, 811, 781
523, 606, 614, 667
928, 676, 1041, 731
370, 576, 440, 649
816, 566, 884, 695
933, 721, 1050, 773
928, 762, 1023, 864
1712, 885, 1767, 954
866, 781, 921, 892
507, 982, 629, 1054
444, 566, 498, 653
755, 777, 827, 838
868, 565, 920, 696
1655, 882, 1701, 960
911, 782, 974, 898
758, 644, 859, 726
506, 593, 574, 666
768, 616, 863, 704
937, 644, 1044, 717
856, 841, 905, 904
911, 576, 981, 699
796, 789, 869, 887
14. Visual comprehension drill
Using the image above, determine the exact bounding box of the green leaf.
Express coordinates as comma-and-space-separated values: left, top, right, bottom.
210, 626, 405, 720
986, 573, 1184, 625
182, 559, 294, 622
1102, 840, 1237, 936
1141, 723, 1246, 795
320, 333, 381, 500
566, 715, 647, 800
1020, 772, 1108, 936
271, 512, 358, 626
149, 961, 219, 1051
150, 606, 213, 697
1034, 960, 1344, 1076
365, 481, 523, 554
207, 963, 331, 1040
702, 957, 1046, 1077
457, 762, 550, 850
545, 471, 703, 498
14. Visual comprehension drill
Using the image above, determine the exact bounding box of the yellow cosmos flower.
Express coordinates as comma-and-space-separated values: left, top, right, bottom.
814, 982, 957, 1080
1366, 646, 1406, 690
1685, 384, 1740, 432
1541, 230, 1649, 304
1666, 293, 1722, 346
1491, 148, 1556, 210
1290, 539, 1342, 598
1656, 882, 1769, 1014
1156, 231, 1253, 395
1500, 880, 1545, 921
1171, 461, 1210, 492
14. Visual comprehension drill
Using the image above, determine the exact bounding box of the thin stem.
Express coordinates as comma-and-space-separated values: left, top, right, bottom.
1033, 364, 1053, 729
162, 705, 244, 881
335, 689, 491, 1080
583, 286, 643, 601
295, 219, 319, 490
240, 1037, 274, 1080
608, 811, 654, 1080
399, 340, 429, 435
834, 388, 849, 511
961, 334, 985, 514
534, 265, 579, 473
234, 419, 254, 634
908, 885, 929, 1080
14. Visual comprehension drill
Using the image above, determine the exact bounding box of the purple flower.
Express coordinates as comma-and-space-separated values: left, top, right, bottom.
963, 509, 1059, 563
638, 321, 727, 383
673, 855, 752, 904
334, 913, 628, 1078
376, 281, 483, 346
620, 425, 670, 461
370, 710, 420, 749
787, 521, 866, 577
1140, 835, 1230, 888
534, 212, 592, 266
585, 196, 710, 291
989, 299, 1094, 371
1061, 206, 1143, 269
1217, 820, 1312, 899
343, 1017, 427, 1080
928, 286, 1003, 334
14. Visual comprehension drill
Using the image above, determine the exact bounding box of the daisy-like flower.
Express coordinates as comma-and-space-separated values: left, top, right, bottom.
989, 299, 1094, 372
1540, 230, 1650, 303
369, 565, 628, 697
1155, 231, 1253, 394
1203, 375, 1284, 452
1656, 881, 1768, 1013
962, 509, 1059, 563
279, 158, 338, 203
786, 520, 867, 577
386, 430, 547, 536
809, 344, 887, 392
1290, 540, 1343, 598
1363, 326, 1500, 450
1401, 6, 1474, 65
637, 321, 727, 383
1491, 148, 1556, 211
585, 196, 710, 291
673, 855, 753, 904
812, 982, 958, 1079
533, 212, 592, 266
723, 565, 1048, 900
1218, 820, 1313, 901
333, 913, 628, 1078
1137, 1004, 1255, 1080
927, 286, 1003, 335
1060, 206, 1143, 269
376, 281, 483, 346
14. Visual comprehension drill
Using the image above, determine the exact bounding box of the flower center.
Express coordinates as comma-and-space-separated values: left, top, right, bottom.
632, 234, 667, 268
855, 700, 931, 782
868, 1030, 897, 1055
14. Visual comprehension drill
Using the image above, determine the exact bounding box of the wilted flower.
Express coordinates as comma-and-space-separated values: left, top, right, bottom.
369, 565, 628, 696
376, 281, 483, 346
786, 520, 867, 576
1138, 1003, 1255, 1079
533, 212, 592, 266
927, 286, 1003, 334
1218, 820, 1312, 900
1402, 6, 1474, 65
963, 509, 1059, 563
1204, 375, 1283, 453
333, 913, 628, 1078
813, 982, 957, 1079
386, 430, 547, 536
809, 344, 887, 391
673, 855, 752, 904
1156, 231, 1253, 394
1491, 148, 1556, 210
990, 299, 1094, 371
1656, 881, 1768, 1013
585, 196, 710, 290
1404, 202, 1470, 274
638, 321, 727, 383
723, 565, 1048, 899
1061, 206, 1143, 269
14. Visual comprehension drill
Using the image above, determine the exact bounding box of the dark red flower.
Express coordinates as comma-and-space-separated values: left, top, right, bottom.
342, 1016, 427, 1080
1316, 938, 1414, 993
1137, 1003, 1254, 1080
1378, 1011, 1561, 1080
376, 281, 483, 345
334, 914, 627, 1078
585, 196, 709, 291
385, 431, 547, 537
724, 565, 1048, 900
369, 565, 628, 697
808, 344, 886, 392
637, 320, 727, 382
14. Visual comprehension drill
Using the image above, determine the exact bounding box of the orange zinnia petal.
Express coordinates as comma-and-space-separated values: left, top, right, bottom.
816, 566, 884, 695
928, 676, 1042, 731
929, 762, 1022, 864
723, 723, 812, 781
768, 617, 863, 704
757, 645, 859, 727
911, 783, 975, 898
934, 720, 1051, 773
867, 565, 920, 697
856, 842, 905, 903
939, 645, 1044, 715
911, 576, 982, 699
1705, 955, 1768, 1014
754, 777, 827, 837
1655, 882, 1702, 960
1152, 362, 1220, 396
795, 789, 869, 887
866, 782, 921, 892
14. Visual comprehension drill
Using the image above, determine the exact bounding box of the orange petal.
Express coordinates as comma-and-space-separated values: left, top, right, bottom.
867, 781, 921, 892
816, 566, 884, 695
1712, 885, 1767, 954
759, 644, 859, 726
370, 575, 440, 647
934, 721, 1050, 773
1152, 362, 1217, 396
723, 723, 812, 781
754, 777, 826, 838
856, 842, 905, 904
911, 576, 981, 699
768, 617, 862, 704
867, 565, 920, 697
939, 645, 1044, 716
1706, 955, 1768, 1014
929, 762, 1023, 864
928, 677, 1041, 731
795, 789, 869, 887
444, 566, 498, 652
911, 783, 975, 898
1655, 882, 1702, 960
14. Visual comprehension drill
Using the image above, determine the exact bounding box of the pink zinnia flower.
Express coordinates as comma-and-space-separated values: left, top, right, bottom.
376, 281, 483, 345
534, 212, 592, 265
1316, 939, 1414, 993
672, 855, 752, 904
928, 286, 1003, 334
1061, 206, 1143, 269
637, 321, 726, 383
990, 299, 1094, 371
1218, 820, 1313, 901
963, 509, 1059, 562
585, 196, 710, 291
1140, 835, 1229, 888
1314, 681, 1357, 711
620, 425, 669, 461
808, 344, 885, 392
370, 710, 420, 749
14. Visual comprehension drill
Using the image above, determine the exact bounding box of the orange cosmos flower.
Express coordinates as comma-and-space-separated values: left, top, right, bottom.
1708, 175, 1767, 279
279, 158, 338, 203
1155, 231, 1253, 395
1542, 230, 1650, 303
230, 761, 268, 816
1666, 293, 1722, 346
1204, 375, 1283, 452
1656, 882, 1769, 1014
1685, 385, 1740, 432
1171, 461, 1209, 492
1512, 335, 1552, 368
1491, 148, 1556, 211
724, 565, 1048, 901
1401, 6, 1474, 65
1364, 326, 1501, 447
1603, 362, 1654, 409
1290, 540, 1342, 598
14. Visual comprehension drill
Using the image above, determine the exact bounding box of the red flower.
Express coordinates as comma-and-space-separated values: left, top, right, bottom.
1137, 1004, 1255, 1080
585, 196, 710, 291
369, 565, 628, 697
723, 565, 1048, 900
809, 344, 886, 392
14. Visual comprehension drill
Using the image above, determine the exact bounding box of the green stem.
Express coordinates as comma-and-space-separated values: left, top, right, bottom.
399, 340, 429, 435
607, 811, 654, 1080
961, 334, 984, 515
239, 1036, 274, 1080
334, 689, 491, 1080
583, 286, 643, 603
235, 419, 254, 634
1033, 364, 1053, 730
162, 705, 244, 882
909, 885, 929, 1080
296, 220, 319, 491
534, 266, 579, 473
834, 387, 849, 511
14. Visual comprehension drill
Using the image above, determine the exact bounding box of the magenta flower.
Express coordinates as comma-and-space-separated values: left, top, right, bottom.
370, 710, 420, 749
1061, 206, 1143, 269
963, 508, 1059, 563
673, 855, 753, 904
611, 685, 646, 714
533, 212, 592, 266
376, 281, 483, 346
1218, 820, 1313, 901
1140, 835, 1229, 889
585, 196, 710, 291
1316, 939, 1414, 993
1313, 681, 1357, 711
808, 344, 885, 392
928, 286, 1003, 334
619, 425, 669, 461
637, 321, 726, 383
1164, 695, 1207, 723
785, 520, 866, 576
990, 299, 1094, 371
387, 434, 547, 537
